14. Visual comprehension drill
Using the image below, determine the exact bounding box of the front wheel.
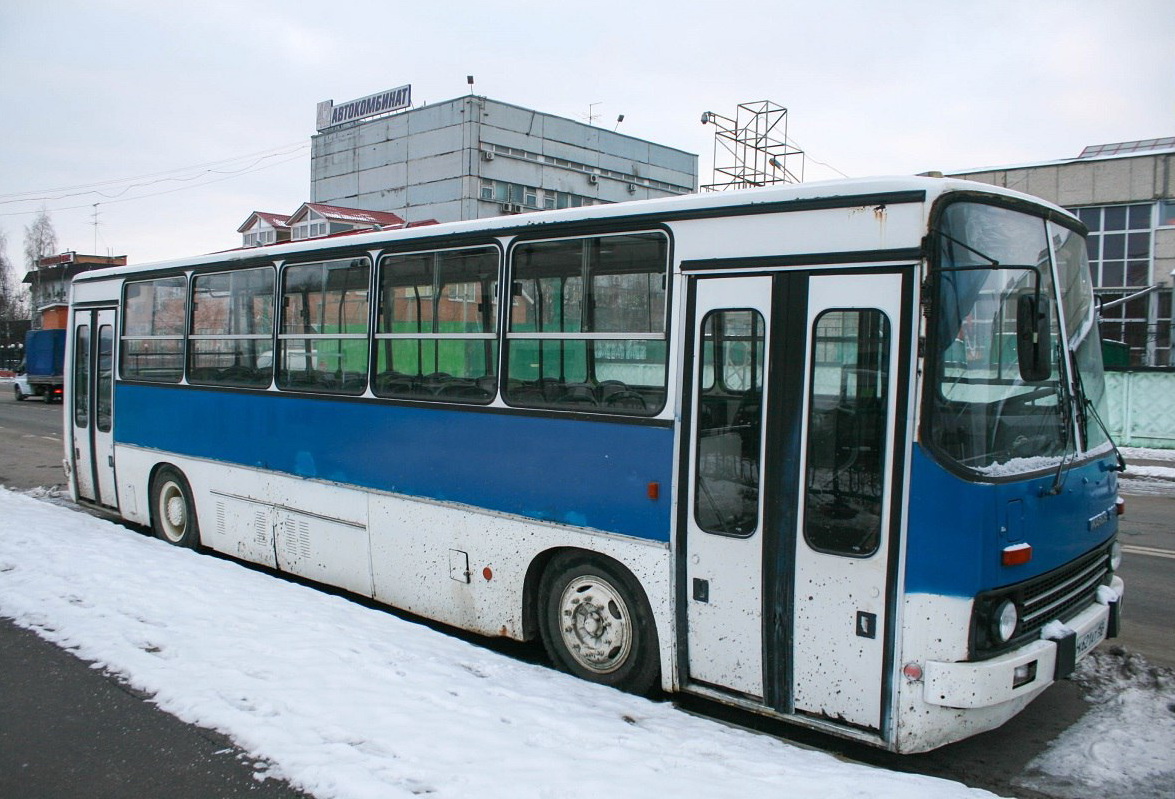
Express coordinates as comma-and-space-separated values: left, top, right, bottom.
13, 385, 24, 401
150, 467, 200, 548
538, 553, 660, 695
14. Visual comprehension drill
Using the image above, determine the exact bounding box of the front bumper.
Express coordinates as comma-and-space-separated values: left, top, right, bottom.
921, 575, 1123, 709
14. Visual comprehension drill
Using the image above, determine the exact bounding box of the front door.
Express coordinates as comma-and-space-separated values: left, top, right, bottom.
682, 269, 906, 734
70, 308, 118, 508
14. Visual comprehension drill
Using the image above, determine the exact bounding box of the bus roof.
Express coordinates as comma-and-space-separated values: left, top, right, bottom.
73, 175, 1074, 283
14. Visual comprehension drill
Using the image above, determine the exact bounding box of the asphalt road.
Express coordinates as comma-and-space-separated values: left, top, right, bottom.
1, 389, 1173, 798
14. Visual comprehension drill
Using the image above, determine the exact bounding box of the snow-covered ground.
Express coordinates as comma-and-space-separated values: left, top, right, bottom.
1119, 446, 1175, 496
1, 487, 1172, 798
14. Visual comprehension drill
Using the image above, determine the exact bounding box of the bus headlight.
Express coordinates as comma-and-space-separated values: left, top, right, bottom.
1109, 540, 1122, 572
993, 599, 1019, 643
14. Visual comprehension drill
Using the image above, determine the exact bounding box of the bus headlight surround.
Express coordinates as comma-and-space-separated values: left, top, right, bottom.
993, 599, 1019, 643
1109, 540, 1122, 572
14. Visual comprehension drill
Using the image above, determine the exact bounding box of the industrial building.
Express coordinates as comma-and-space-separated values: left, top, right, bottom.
310, 92, 698, 224
951, 137, 1175, 366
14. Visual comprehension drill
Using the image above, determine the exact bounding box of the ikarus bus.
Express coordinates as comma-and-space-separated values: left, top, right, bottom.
65, 176, 1124, 752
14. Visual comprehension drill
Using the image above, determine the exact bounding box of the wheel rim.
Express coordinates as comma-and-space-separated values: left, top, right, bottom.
157, 480, 187, 542
557, 574, 633, 675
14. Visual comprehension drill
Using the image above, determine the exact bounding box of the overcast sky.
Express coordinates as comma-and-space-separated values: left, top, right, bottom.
1, 0, 1172, 266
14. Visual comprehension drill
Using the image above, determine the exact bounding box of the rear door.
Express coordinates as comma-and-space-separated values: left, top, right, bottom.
70, 308, 118, 508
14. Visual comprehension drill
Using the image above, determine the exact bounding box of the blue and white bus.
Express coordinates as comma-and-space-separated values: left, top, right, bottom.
65, 177, 1123, 753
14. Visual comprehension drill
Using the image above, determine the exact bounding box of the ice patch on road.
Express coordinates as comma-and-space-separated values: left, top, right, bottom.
1015, 648, 1175, 799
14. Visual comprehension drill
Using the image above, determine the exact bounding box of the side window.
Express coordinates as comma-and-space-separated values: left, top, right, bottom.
96, 325, 114, 433
804, 309, 890, 557
374, 246, 499, 403
73, 324, 90, 428
505, 232, 668, 414
121, 276, 187, 382
694, 309, 765, 536
278, 258, 370, 395
188, 266, 275, 388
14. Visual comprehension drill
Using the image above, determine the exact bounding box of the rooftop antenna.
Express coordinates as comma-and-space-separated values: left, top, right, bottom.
700, 101, 806, 191
586, 101, 602, 126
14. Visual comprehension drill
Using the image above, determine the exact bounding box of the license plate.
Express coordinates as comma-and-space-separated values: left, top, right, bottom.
1076, 617, 1107, 660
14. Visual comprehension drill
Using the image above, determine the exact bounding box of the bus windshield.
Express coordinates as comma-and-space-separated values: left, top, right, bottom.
926, 201, 1079, 474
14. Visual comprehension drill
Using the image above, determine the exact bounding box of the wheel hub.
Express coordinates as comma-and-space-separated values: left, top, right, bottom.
559, 576, 632, 674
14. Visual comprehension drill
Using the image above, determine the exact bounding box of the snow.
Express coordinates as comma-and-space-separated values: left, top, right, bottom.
0, 488, 1001, 799
1015, 648, 1175, 799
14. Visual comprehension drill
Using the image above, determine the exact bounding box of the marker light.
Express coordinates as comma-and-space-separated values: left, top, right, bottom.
1002, 543, 1032, 567
1116, 497, 1126, 516
994, 599, 1019, 643
902, 663, 923, 681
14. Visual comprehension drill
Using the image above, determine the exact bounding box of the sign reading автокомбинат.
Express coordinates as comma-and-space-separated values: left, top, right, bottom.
316, 85, 412, 131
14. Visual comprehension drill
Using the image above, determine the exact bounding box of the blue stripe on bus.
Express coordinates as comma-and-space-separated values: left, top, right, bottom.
114, 383, 675, 542
905, 445, 1118, 597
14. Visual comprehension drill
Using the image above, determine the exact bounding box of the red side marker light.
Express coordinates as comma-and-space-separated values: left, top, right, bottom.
482, 567, 493, 581
1116, 497, 1126, 517
647, 482, 660, 501
1002, 543, 1032, 567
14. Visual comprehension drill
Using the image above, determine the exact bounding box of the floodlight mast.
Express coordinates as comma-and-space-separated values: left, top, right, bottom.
700, 101, 805, 191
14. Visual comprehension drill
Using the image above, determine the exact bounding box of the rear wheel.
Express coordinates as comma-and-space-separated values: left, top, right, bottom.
538, 553, 660, 694
150, 467, 200, 548
13, 385, 24, 401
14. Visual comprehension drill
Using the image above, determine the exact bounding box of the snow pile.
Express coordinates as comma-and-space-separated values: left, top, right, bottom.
1015, 647, 1175, 799
1118, 446, 1175, 496
0, 489, 999, 799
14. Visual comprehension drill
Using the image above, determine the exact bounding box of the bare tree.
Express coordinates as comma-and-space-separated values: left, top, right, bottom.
22, 210, 57, 327
23, 210, 58, 272
0, 228, 27, 322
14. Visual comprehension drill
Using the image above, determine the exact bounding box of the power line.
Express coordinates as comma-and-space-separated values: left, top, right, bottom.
0, 143, 310, 207
0, 140, 309, 201
0, 151, 307, 219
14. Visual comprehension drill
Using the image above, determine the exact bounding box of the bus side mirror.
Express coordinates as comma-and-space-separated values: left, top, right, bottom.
1016, 293, 1052, 382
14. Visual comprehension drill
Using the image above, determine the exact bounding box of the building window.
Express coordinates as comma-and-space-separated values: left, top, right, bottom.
1075, 204, 1153, 289
1159, 200, 1175, 228
1072, 202, 1174, 366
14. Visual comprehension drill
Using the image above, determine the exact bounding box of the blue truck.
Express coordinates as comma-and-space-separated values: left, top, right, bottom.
15, 329, 66, 402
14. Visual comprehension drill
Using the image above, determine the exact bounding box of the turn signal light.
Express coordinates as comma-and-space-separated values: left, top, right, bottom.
1002, 543, 1032, 567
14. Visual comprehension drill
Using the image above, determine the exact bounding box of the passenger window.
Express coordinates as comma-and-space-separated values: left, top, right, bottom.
188, 267, 275, 388
120, 276, 187, 382
505, 232, 668, 414
374, 246, 499, 403
278, 258, 370, 395
694, 309, 765, 536
803, 309, 890, 557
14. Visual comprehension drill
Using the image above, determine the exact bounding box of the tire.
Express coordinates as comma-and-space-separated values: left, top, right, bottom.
13, 385, 24, 401
538, 552, 660, 695
150, 467, 200, 548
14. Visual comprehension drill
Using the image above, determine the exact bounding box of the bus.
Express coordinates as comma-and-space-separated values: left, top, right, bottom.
64, 176, 1124, 753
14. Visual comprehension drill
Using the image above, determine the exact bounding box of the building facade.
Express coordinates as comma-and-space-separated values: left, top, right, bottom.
311, 95, 698, 224
24, 251, 127, 329
951, 137, 1175, 366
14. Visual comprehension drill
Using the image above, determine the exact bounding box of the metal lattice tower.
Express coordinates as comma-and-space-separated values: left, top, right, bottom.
700, 101, 805, 191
